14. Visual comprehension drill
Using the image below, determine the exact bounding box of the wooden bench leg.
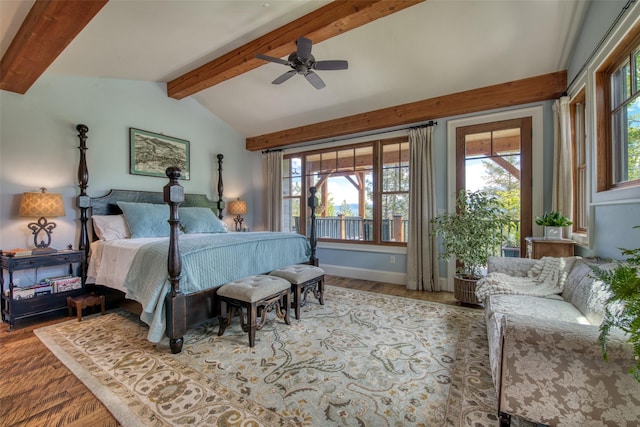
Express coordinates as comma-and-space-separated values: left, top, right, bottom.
218, 286, 291, 347
217, 302, 236, 337
292, 284, 303, 320
317, 276, 325, 305
283, 290, 291, 325
247, 302, 257, 347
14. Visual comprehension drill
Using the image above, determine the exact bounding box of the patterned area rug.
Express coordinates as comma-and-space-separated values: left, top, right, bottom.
35, 286, 503, 426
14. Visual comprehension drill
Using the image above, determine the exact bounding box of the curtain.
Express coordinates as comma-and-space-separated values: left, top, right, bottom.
265, 150, 282, 231
552, 96, 573, 236
406, 126, 440, 291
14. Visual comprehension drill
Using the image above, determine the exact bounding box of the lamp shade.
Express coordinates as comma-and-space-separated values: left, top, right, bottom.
19, 188, 65, 218
228, 199, 247, 215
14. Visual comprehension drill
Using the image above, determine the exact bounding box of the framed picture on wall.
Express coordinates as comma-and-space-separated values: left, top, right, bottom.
129, 128, 190, 180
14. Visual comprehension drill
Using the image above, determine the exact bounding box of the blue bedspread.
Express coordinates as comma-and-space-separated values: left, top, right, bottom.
124, 232, 311, 342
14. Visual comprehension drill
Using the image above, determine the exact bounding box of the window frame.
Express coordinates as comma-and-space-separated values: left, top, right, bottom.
570, 89, 589, 235
283, 136, 409, 247
595, 23, 640, 192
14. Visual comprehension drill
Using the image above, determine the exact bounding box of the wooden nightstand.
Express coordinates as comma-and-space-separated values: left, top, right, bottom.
0, 250, 86, 330
525, 237, 575, 259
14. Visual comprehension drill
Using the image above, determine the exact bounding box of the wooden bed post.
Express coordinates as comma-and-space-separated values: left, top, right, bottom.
163, 167, 187, 354
76, 124, 90, 260
308, 186, 318, 266
216, 154, 225, 219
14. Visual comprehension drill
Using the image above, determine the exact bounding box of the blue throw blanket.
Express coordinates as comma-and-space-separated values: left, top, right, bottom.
124, 232, 311, 342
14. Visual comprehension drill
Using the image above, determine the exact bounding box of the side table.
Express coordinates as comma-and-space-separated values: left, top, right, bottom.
525, 237, 575, 259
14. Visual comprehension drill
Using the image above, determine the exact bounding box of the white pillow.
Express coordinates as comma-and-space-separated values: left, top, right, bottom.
92, 214, 131, 241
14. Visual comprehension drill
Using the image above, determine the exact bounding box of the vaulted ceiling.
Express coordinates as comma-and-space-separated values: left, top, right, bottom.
1, 0, 588, 150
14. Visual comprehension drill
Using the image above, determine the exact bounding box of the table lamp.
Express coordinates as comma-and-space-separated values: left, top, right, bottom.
228, 198, 247, 232
19, 187, 65, 253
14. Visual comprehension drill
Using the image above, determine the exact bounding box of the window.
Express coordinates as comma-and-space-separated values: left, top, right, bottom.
596, 26, 640, 191
571, 90, 588, 233
380, 140, 409, 242
282, 157, 302, 233
282, 137, 409, 245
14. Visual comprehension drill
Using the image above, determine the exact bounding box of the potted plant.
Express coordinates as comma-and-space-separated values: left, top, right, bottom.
431, 190, 511, 304
590, 226, 640, 382
535, 210, 573, 239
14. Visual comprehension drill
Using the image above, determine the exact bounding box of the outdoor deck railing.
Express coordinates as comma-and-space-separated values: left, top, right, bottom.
292, 216, 520, 255
296, 215, 409, 242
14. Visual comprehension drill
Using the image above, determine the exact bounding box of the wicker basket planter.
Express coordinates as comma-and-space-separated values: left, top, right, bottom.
454, 275, 480, 305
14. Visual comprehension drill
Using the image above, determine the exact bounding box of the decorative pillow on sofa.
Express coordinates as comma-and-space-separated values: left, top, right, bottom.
117, 202, 170, 238
563, 259, 615, 325
179, 207, 228, 234
92, 214, 131, 240
527, 256, 579, 290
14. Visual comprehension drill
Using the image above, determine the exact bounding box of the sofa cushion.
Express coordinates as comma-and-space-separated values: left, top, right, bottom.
485, 294, 590, 325
562, 259, 615, 325
487, 256, 538, 277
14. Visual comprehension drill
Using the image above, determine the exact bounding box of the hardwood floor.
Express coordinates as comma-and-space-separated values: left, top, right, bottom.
0, 276, 469, 427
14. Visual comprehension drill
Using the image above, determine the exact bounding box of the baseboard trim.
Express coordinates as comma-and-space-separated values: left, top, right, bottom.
320, 264, 453, 291
320, 264, 407, 285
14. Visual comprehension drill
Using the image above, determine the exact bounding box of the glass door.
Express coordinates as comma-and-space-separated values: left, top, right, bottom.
456, 117, 532, 257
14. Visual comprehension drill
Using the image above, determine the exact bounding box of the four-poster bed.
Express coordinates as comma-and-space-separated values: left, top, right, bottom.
75, 124, 318, 353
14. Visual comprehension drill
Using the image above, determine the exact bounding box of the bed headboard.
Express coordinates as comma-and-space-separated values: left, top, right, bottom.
75, 124, 224, 256
85, 189, 219, 246
90, 190, 219, 217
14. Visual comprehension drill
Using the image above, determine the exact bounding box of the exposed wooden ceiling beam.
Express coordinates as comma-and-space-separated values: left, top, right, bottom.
0, 0, 108, 94
167, 0, 423, 100
245, 71, 567, 151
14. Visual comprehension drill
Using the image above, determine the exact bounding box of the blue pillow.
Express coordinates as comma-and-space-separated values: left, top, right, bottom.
117, 202, 170, 238
179, 207, 228, 234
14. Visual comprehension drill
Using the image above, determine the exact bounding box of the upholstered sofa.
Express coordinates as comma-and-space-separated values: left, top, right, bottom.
478, 256, 640, 426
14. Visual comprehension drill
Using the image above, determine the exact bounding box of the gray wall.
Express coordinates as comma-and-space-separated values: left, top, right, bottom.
2, 0, 639, 287
318, 0, 640, 281
316, 100, 556, 285
569, 0, 640, 259
567, 0, 629, 84
0, 75, 260, 254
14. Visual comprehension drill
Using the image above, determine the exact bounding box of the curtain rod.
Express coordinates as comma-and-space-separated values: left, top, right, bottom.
268, 120, 439, 153
410, 120, 438, 130
261, 148, 283, 154
567, 0, 636, 91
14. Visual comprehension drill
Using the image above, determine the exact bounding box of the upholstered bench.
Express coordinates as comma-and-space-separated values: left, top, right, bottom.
217, 275, 291, 347
269, 264, 325, 319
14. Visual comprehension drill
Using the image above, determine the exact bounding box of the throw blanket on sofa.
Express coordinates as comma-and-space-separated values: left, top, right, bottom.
475, 256, 579, 303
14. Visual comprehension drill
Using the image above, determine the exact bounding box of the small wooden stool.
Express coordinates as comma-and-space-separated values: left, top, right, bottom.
217, 275, 291, 347
67, 294, 105, 321
269, 264, 325, 320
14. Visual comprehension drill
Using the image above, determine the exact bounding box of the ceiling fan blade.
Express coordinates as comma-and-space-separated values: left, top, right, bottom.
256, 53, 290, 66
313, 60, 348, 71
296, 37, 312, 62
305, 71, 326, 89
272, 70, 297, 85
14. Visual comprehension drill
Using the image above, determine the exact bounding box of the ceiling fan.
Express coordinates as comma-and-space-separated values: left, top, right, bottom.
255, 37, 348, 89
